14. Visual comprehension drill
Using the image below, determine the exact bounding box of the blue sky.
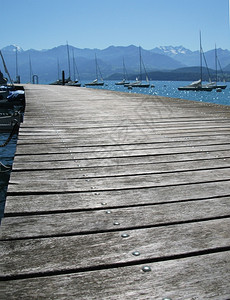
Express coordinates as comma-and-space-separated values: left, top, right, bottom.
1, 0, 229, 51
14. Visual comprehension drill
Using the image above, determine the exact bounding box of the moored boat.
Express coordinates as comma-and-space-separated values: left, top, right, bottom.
85, 54, 104, 86
205, 81, 227, 90
65, 79, 81, 87
115, 58, 130, 85
0, 51, 25, 133
178, 32, 213, 92
178, 79, 212, 91
115, 78, 130, 85
215, 84, 227, 89
125, 47, 150, 88
69, 49, 81, 87
84, 79, 104, 86
125, 79, 150, 88
0, 86, 25, 132
0, 111, 22, 132
65, 43, 81, 87
210, 45, 227, 90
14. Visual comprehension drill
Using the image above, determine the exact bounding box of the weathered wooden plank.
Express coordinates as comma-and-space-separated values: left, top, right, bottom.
1, 252, 228, 300
16, 123, 230, 137
10, 148, 230, 170
1, 198, 229, 239
4, 181, 230, 215
8, 157, 230, 181
16, 128, 230, 141
0, 219, 229, 277
15, 132, 230, 152
13, 143, 229, 160
1, 85, 230, 300
15, 136, 230, 149
13, 138, 230, 159
7, 168, 230, 193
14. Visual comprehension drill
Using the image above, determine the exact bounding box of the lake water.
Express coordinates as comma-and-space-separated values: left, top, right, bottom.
0, 80, 229, 223
83, 80, 230, 106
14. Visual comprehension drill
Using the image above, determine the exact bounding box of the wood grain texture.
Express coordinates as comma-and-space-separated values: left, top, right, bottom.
1, 198, 229, 239
0, 252, 229, 300
1, 84, 230, 299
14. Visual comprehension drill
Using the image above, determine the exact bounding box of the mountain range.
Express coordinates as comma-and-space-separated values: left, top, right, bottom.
0, 44, 230, 84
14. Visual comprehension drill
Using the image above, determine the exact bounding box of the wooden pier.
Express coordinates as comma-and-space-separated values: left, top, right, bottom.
0, 84, 230, 299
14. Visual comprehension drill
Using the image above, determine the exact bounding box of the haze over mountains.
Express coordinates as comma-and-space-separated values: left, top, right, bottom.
1, 44, 230, 84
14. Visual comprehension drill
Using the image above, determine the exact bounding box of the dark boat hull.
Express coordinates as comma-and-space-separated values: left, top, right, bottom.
124, 83, 150, 88
178, 86, 212, 91
214, 85, 227, 90
65, 83, 81, 87
84, 82, 104, 86
115, 81, 130, 85
131, 84, 150, 88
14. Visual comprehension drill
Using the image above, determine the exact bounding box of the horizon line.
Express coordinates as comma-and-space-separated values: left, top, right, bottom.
0, 43, 229, 53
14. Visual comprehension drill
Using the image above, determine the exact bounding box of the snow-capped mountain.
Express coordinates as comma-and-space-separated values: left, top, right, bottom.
1, 45, 24, 52
152, 45, 230, 69
152, 45, 193, 56
151, 46, 200, 66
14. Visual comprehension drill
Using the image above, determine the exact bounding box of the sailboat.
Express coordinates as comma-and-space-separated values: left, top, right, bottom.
115, 58, 130, 85
178, 33, 213, 91
65, 43, 81, 87
65, 49, 81, 87
84, 54, 104, 86
50, 58, 64, 85
208, 46, 227, 90
125, 47, 150, 88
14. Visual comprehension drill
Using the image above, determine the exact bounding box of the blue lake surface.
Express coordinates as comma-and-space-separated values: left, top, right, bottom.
83, 80, 230, 106
0, 80, 229, 223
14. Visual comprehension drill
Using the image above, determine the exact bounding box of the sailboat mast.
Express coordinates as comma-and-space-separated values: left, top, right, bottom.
74, 55, 81, 82
200, 31, 202, 83
123, 57, 126, 80
95, 53, 98, 80
29, 55, 33, 83
215, 44, 218, 83
72, 50, 76, 81
202, 49, 212, 82
139, 46, 142, 81
0, 50, 14, 86
15, 47, 18, 78
217, 56, 226, 82
57, 58, 60, 80
66, 42, 71, 80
